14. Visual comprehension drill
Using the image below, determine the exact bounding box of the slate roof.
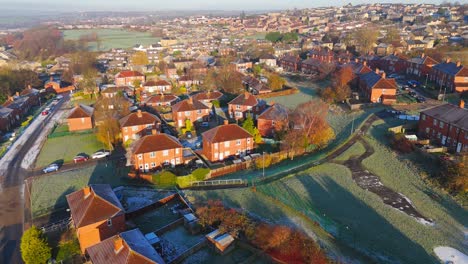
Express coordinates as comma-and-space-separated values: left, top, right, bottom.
87, 229, 165, 264
202, 124, 252, 143
228, 92, 258, 107
66, 184, 124, 228
133, 134, 182, 154
172, 98, 209, 112
68, 104, 94, 119
421, 103, 468, 130
258, 104, 289, 120
432, 62, 464, 76
0, 106, 13, 118
360, 72, 397, 90
119, 111, 160, 127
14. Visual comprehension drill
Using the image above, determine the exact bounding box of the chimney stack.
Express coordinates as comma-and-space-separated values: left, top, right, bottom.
456, 61, 461, 67
363, 61, 367, 66
446, 58, 451, 63
151, 128, 157, 135
83, 186, 91, 198
114, 237, 124, 254
421, 53, 425, 58
188, 97, 193, 104
223, 119, 229, 125
460, 100, 465, 109
244, 91, 250, 99
381, 72, 386, 79
15, 92, 19, 97
28, 84, 31, 89
375, 68, 380, 74
137, 109, 142, 118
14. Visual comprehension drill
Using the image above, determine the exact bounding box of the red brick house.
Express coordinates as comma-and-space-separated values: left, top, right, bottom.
144, 94, 179, 108
228, 92, 259, 120
257, 103, 289, 137
406, 53, 438, 78
87, 229, 165, 264
279, 55, 301, 72
202, 122, 254, 162
67, 104, 94, 132
418, 102, 468, 153
66, 184, 126, 253
172, 98, 210, 128
143, 80, 172, 94
132, 133, 183, 171
359, 70, 397, 104
430, 60, 468, 93
232, 59, 253, 73
378, 52, 408, 74
119, 110, 161, 143
177, 75, 202, 88
115, 71, 145, 87
191, 91, 223, 108
44, 79, 75, 94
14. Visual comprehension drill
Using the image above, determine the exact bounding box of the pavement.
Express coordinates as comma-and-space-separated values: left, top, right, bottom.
0, 94, 69, 264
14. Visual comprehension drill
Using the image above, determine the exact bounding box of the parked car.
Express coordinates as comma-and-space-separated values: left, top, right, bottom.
388, 74, 399, 79
407, 80, 420, 87
43, 163, 59, 173
73, 155, 89, 163
185, 131, 193, 139
91, 150, 111, 159
200, 122, 209, 127
56, 95, 63, 99
41, 110, 49, 116
416, 97, 426, 103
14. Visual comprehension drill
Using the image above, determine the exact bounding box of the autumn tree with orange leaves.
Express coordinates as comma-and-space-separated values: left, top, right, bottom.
320, 66, 354, 103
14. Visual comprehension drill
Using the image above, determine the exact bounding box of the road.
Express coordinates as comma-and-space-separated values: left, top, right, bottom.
0, 95, 69, 264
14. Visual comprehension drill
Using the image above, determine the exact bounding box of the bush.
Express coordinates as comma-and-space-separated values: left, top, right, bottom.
192, 168, 210, 181
212, 100, 220, 108
391, 133, 414, 153
176, 168, 211, 188
56, 239, 80, 262
20, 226, 51, 264
255, 154, 273, 169
152, 171, 177, 187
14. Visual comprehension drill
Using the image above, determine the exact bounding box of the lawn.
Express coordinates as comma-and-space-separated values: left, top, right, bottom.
160, 226, 205, 262
131, 199, 185, 234
182, 246, 266, 264
332, 141, 366, 162
35, 131, 104, 168
263, 78, 329, 108
63, 29, 161, 51
30, 161, 129, 218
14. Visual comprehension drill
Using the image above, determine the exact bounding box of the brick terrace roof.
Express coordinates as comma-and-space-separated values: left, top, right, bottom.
116, 71, 144, 78
119, 111, 160, 127
66, 184, 124, 228
145, 94, 178, 104
421, 103, 468, 130
191, 91, 223, 101
202, 124, 252, 143
68, 104, 94, 119
144, 80, 171, 86
172, 98, 209, 112
133, 133, 182, 154
228, 92, 258, 107
87, 229, 165, 264
258, 103, 289, 120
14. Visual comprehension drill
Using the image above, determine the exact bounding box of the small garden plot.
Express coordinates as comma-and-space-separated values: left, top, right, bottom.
160, 225, 205, 262
182, 246, 263, 264
131, 199, 186, 234
114, 187, 174, 213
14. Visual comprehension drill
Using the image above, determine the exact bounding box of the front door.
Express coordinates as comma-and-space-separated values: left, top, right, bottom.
442, 136, 447, 145
144, 163, 149, 172
219, 153, 224, 161
457, 143, 462, 153
178, 120, 183, 127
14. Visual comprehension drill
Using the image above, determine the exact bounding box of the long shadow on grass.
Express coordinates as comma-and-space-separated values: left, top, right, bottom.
290, 175, 437, 264
88, 159, 130, 187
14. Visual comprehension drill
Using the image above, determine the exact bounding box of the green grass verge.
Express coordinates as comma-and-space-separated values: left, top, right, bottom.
30, 162, 129, 218
332, 141, 366, 162
35, 133, 104, 168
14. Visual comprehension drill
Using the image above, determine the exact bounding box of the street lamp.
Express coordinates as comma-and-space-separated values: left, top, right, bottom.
425, 74, 429, 87
262, 151, 266, 178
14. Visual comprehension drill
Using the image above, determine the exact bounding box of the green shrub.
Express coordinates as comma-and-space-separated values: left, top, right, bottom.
212, 100, 220, 108
153, 171, 177, 187
192, 168, 210, 181
55, 238, 80, 262
20, 226, 51, 264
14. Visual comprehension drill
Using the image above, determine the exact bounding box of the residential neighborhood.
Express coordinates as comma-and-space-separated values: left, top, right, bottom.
0, 2, 467, 264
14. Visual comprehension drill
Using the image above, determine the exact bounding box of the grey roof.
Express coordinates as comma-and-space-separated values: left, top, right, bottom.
0, 106, 13, 118
258, 104, 289, 120
359, 71, 381, 88
90, 184, 124, 211
432, 62, 463, 76
120, 229, 165, 264
421, 103, 468, 130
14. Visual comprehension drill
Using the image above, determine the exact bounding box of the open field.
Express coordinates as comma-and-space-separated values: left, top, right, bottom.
30, 161, 129, 218
34, 127, 104, 168
263, 78, 329, 108
63, 29, 161, 51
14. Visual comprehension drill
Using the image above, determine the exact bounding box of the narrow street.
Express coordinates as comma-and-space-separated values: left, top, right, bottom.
0, 95, 69, 264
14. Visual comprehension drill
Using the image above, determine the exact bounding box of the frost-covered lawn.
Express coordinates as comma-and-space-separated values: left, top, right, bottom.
332, 141, 366, 162
114, 187, 174, 213
131, 199, 184, 234
160, 226, 205, 262
434, 246, 468, 264
181, 246, 263, 264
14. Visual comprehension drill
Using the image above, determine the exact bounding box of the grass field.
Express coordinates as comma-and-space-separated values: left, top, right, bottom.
30, 161, 129, 218
35, 130, 104, 168
333, 141, 366, 162
63, 29, 161, 51
263, 78, 329, 108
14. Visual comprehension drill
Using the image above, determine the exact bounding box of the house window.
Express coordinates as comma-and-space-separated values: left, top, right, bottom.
439, 121, 444, 129
214, 143, 218, 150
272, 120, 276, 126
433, 119, 438, 126
176, 158, 180, 164
151, 162, 156, 168
247, 138, 251, 144
163, 150, 169, 156
235, 112, 242, 117
107, 219, 112, 227
236, 140, 241, 146
437, 132, 441, 139
139, 165, 143, 170
138, 154, 143, 160
185, 111, 190, 117
421, 114, 425, 121
150, 152, 155, 158
224, 141, 230, 147
214, 152, 218, 158
236, 105, 241, 110
197, 109, 202, 114
425, 127, 430, 134
146, 124, 152, 129
81, 117, 85, 123
132, 126, 138, 131
124, 127, 128, 132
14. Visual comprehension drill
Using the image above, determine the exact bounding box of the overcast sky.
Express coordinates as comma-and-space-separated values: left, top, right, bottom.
1, 0, 446, 12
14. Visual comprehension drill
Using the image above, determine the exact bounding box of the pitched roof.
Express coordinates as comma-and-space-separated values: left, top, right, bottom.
144, 80, 171, 87
66, 184, 124, 228
228, 92, 258, 107
133, 134, 182, 154
360, 72, 397, 90
202, 124, 252, 143
119, 111, 160, 127
0, 106, 13, 118
145, 94, 179, 104
421, 103, 468, 130
191, 91, 223, 101
116, 71, 144, 78
87, 229, 165, 264
433, 62, 464, 76
172, 98, 209, 112
258, 104, 289, 120
259, 54, 276, 60
68, 104, 94, 119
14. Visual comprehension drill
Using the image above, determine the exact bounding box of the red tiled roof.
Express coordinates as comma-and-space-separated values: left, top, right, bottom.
144, 80, 171, 86
133, 134, 182, 154
145, 94, 178, 104
119, 111, 160, 127
202, 124, 252, 143
228, 92, 258, 107
116, 71, 144, 78
68, 104, 94, 119
191, 91, 223, 101
172, 99, 209, 112
66, 184, 124, 228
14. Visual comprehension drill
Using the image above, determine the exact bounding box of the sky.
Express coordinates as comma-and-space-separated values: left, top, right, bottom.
0, 0, 446, 12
